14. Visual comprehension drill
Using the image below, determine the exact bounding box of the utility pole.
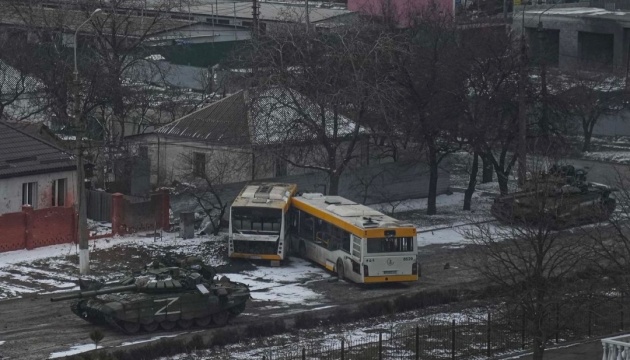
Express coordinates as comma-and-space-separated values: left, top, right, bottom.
517, 33, 528, 187
538, 21, 548, 137
74, 9, 101, 275
252, 0, 259, 38
305, 0, 310, 33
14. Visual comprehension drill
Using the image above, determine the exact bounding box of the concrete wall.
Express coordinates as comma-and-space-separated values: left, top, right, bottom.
129, 134, 374, 188
170, 161, 451, 217
514, 9, 630, 71
0, 170, 77, 215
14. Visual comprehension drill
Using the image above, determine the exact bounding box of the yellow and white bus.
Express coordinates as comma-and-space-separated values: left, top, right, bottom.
290, 193, 419, 283
228, 183, 297, 265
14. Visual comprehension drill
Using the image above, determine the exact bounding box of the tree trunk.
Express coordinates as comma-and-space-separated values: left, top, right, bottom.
531, 334, 545, 360
427, 144, 438, 215
582, 122, 593, 152
464, 152, 479, 211
481, 153, 493, 183
496, 169, 509, 195
328, 173, 340, 196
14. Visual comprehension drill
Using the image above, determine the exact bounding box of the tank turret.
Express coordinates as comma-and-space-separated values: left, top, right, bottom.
50, 259, 249, 334
491, 165, 616, 230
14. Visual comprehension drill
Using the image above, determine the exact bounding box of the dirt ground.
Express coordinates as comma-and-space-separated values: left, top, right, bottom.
0, 231, 483, 360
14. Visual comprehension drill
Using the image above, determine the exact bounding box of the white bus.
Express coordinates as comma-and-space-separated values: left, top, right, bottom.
228, 183, 297, 265
290, 193, 419, 283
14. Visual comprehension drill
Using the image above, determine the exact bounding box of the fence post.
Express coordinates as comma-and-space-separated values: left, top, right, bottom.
22, 205, 34, 250
555, 303, 560, 344
341, 339, 344, 360
302, 348, 305, 360
415, 325, 420, 360
379, 331, 383, 360
588, 303, 592, 337
621, 292, 625, 331
521, 307, 526, 350
152, 188, 170, 231
111, 193, 124, 235
451, 319, 456, 360
487, 311, 492, 357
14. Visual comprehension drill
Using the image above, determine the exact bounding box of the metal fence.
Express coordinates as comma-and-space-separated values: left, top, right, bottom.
202, 294, 627, 360
86, 190, 112, 222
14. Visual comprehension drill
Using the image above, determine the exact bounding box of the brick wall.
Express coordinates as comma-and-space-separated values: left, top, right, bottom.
0, 190, 170, 253
0, 205, 75, 252
0, 211, 26, 252
112, 190, 170, 235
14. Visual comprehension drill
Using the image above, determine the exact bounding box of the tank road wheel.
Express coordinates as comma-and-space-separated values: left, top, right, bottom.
212, 311, 229, 327
195, 315, 212, 327
142, 322, 159, 332
122, 321, 140, 334
336, 259, 345, 281
177, 319, 193, 329
160, 320, 176, 331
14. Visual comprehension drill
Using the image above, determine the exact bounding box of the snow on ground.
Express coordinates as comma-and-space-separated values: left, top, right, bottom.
48, 344, 102, 359
0, 192, 495, 301
157, 306, 491, 360
369, 193, 469, 214
583, 150, 630, 164
225, 257, 329, 305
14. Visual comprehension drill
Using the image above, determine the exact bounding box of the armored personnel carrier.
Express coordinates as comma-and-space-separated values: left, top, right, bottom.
51, 257, 249, 334
491, 165, 616, 230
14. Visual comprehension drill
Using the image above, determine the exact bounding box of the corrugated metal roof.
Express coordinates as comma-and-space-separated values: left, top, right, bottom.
0, 122, 76, 179
154, 88, 357, 146
155, 90, 251, 145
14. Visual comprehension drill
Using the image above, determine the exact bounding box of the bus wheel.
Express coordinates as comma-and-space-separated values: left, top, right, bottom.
336, 259, 345, 281
299, 242, 306, 258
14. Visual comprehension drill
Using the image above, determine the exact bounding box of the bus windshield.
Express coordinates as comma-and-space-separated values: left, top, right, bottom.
232, 207, 282, 234
366, 237, 415, 253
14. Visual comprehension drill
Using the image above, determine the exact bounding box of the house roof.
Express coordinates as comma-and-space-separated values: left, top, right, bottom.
154, 88, 357, 146
182, 2, 354, 23
155, 91, 251, 145
1, 6, 194, 38
0, 122, 76, 179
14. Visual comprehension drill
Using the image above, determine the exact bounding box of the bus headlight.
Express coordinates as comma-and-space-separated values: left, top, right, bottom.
363, 265, 369, 277
412, 262, 418, 275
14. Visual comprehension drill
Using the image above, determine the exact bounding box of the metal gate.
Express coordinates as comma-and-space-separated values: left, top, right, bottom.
86, 190, 112, 222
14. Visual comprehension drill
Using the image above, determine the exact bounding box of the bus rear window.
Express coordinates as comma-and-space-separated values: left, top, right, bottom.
366, 237, 414, 253
232, 207, 282, 234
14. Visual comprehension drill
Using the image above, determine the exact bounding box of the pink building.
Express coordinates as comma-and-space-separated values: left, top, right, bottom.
347, 0, 455, 26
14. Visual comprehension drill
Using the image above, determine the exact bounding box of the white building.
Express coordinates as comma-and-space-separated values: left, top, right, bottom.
0, 122, 78, 214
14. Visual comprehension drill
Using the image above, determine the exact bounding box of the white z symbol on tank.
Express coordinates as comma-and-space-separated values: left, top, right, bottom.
154, 297, 181, 315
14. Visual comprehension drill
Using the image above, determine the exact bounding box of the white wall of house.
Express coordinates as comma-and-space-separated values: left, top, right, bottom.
0, 170, 78, 215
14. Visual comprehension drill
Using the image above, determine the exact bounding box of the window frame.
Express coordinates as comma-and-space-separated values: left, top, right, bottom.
52, 178, 67, 207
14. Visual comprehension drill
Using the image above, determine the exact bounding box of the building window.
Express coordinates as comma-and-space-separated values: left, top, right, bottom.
22, 182, 37, 208
193, 152, 206, 177
52, 178, 67, 206
241, 21, 252, 27
217, 19, 230, 25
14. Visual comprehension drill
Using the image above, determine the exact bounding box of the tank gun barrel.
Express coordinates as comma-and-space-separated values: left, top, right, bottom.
50, 284, 138, 302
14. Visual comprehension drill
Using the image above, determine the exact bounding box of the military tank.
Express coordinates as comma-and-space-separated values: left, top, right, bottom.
51, 258, 250, 334
491, 165, 616, 230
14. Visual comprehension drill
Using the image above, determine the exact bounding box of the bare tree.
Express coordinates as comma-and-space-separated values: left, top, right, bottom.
462, 164, 595, 360
387, 8, 464, 215
455, 27, 520, 208
178, 149, 250, 235
557, 70, 628, 153
233, 20, 391, 195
